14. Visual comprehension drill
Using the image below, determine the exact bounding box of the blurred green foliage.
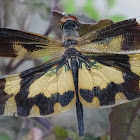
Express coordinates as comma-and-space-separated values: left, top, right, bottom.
107, 0, 116, 8
64, 0, 76, 13
0, 133, 10, 140
110, 14, 126, 22
83, 0, 100, 20
53, 126, 68, 140
84, 134, 100, 140
82, 0, 125, 21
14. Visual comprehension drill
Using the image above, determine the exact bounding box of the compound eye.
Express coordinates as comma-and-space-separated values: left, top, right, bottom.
59, 16, 78, 28
68, 16, 78, 22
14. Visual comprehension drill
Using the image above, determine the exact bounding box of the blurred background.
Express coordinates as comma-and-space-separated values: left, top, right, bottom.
0, 0, 140, 140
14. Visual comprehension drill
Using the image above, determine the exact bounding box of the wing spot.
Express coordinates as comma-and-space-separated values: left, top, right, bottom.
4, 75, 21, 95
29, 105, 40, 117
4, 97, 17, 116
54, 102, 62, 113
129, 54, 140, 76
92, 97, 100, 107
13, 42, 28, 58
115, 92, 128, 104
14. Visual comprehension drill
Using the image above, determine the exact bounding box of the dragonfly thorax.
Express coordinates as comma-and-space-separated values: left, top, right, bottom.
62, 29, 79, 48
66, 49, 80, 72
62, 38, 77, 47
64, 48, 81, 58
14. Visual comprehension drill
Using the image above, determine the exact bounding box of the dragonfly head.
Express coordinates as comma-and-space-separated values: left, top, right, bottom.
59, 15, 80, 31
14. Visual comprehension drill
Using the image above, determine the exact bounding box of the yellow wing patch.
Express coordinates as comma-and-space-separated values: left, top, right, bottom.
115, 92, 128, 104
76, 35, 124, 54
29, 105, 40, 117
129, 54, 140, 76
4, 97, 17, 116
4, 74, 21, 95
28, 68, 74, 98
79, 62, 124, 91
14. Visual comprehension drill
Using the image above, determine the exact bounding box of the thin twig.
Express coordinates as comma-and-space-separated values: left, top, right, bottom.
5, 59, 26, 74
34, 118, 52, 130
16, 118, 26, 140
123, 101, 140, 140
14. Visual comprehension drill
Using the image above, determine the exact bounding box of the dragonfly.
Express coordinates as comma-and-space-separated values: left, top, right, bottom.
0, 13, 140, 137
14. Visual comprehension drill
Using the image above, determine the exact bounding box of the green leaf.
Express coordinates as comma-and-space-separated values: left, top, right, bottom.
0, 133, 10, 140
64, 0, 75, 13
109, 14, 126, 22
109, 100, 140, 140
53, 126, 68, 140
42, 56, 50, 61
83, 0, 100, 20
107, 0, 116, 8
84, 134, 99, 140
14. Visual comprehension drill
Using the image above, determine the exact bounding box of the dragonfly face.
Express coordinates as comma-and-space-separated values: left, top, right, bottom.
0, 13, 140, 137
